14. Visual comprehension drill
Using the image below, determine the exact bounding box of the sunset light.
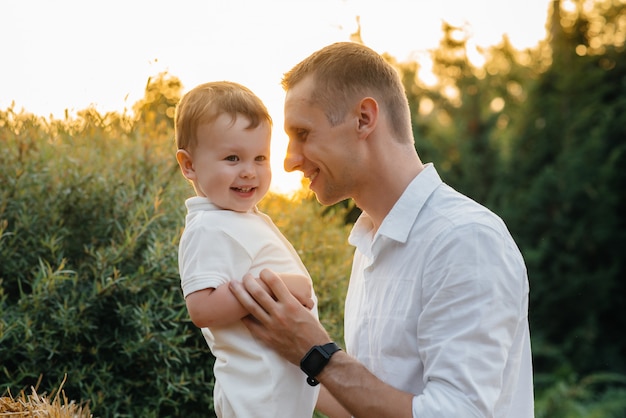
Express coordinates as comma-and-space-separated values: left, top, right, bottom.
1, 0, 552, 194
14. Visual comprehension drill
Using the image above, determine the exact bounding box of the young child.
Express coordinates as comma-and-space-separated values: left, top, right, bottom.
174, 81, 319, 417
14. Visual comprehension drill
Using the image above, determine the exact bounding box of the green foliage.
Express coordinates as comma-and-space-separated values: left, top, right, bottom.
535, 372, 626, 418
409, 22, 543, 204
132, 71, 183, 143
494, 0, 626, 379
0, 101, 216, 416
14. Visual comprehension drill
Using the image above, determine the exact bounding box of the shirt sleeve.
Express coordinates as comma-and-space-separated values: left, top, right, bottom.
179, 222, 253, 298
413, 222, 527, 417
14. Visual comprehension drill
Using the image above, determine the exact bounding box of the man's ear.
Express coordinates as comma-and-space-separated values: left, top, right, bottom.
176, 149, 196, 180
356, 97, 378, 138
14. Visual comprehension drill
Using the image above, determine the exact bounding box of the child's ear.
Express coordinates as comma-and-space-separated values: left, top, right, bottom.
176, 149, 196, 180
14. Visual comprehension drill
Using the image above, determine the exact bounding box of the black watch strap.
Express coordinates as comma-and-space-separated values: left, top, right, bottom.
301, 342, 342, 386
319, 341, 342, 356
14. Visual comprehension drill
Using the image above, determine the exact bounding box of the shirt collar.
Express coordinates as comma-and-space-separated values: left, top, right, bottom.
185, 196, 259, 214
350, 163, 442, 246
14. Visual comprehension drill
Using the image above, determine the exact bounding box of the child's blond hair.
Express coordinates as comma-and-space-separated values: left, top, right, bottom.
175, 81, 272, 151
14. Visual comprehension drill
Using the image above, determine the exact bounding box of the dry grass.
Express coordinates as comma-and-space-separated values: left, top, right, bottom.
0, 376, 91, 418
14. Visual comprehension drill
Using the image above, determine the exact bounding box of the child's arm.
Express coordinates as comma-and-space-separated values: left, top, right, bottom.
275, 272, 314, 309
185, 285, 248, 329
186, 270, 313, 329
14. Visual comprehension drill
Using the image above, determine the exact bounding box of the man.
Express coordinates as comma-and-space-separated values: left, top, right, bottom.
230, 42, 534, 417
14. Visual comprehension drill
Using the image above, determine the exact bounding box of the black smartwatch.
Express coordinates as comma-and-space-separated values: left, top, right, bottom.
300, 342, 342, 386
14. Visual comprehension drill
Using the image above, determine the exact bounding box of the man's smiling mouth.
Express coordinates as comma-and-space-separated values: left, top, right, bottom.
306, 170, 319, 182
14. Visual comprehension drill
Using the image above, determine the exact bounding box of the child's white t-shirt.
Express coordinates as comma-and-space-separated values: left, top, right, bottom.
178, 196, 319, 417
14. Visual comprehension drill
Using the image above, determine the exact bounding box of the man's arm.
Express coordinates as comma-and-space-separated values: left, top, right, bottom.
316, 385, 350, 418
317, 352, 413, 418
186, 272, 313, 328
229, 269, 414, 418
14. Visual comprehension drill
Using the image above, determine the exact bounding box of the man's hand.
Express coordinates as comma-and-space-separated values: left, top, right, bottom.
280, 272, 315, 309
229, 268, 330, 365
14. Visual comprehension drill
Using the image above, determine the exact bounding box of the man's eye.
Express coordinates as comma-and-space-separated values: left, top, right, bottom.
296, 129, 308, 140
225, 155, 239, 161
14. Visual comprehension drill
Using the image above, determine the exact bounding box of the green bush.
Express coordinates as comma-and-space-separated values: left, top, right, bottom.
0, 106, 215, 417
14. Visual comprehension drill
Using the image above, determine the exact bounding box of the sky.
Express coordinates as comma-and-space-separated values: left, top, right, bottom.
1, 0, 552, 193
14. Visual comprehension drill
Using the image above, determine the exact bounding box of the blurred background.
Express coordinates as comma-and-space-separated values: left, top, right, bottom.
1, 0, 625, 417
1, 0, 551, 193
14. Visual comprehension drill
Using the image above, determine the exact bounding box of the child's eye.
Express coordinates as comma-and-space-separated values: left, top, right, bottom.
225, 155, 239, 162
255, 155, 267, 162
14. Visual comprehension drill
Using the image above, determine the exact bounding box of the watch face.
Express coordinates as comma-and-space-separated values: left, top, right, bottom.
301, 346, 328, 377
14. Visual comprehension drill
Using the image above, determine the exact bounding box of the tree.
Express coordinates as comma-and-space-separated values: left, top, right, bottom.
495, 0, 626, 378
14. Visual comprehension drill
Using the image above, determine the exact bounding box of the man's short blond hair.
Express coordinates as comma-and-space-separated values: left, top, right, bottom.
281, 42, 412, 143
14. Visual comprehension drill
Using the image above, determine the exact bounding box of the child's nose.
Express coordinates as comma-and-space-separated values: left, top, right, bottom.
240, 162, 256, 178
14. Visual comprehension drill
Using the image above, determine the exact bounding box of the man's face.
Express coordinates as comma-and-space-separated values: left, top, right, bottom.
283, 76, 360, 206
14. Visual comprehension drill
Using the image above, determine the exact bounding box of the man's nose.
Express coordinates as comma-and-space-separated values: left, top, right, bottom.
283, 141, 303, 173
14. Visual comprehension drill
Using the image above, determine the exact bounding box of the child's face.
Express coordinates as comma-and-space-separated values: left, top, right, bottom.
184, 113, 272, 212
